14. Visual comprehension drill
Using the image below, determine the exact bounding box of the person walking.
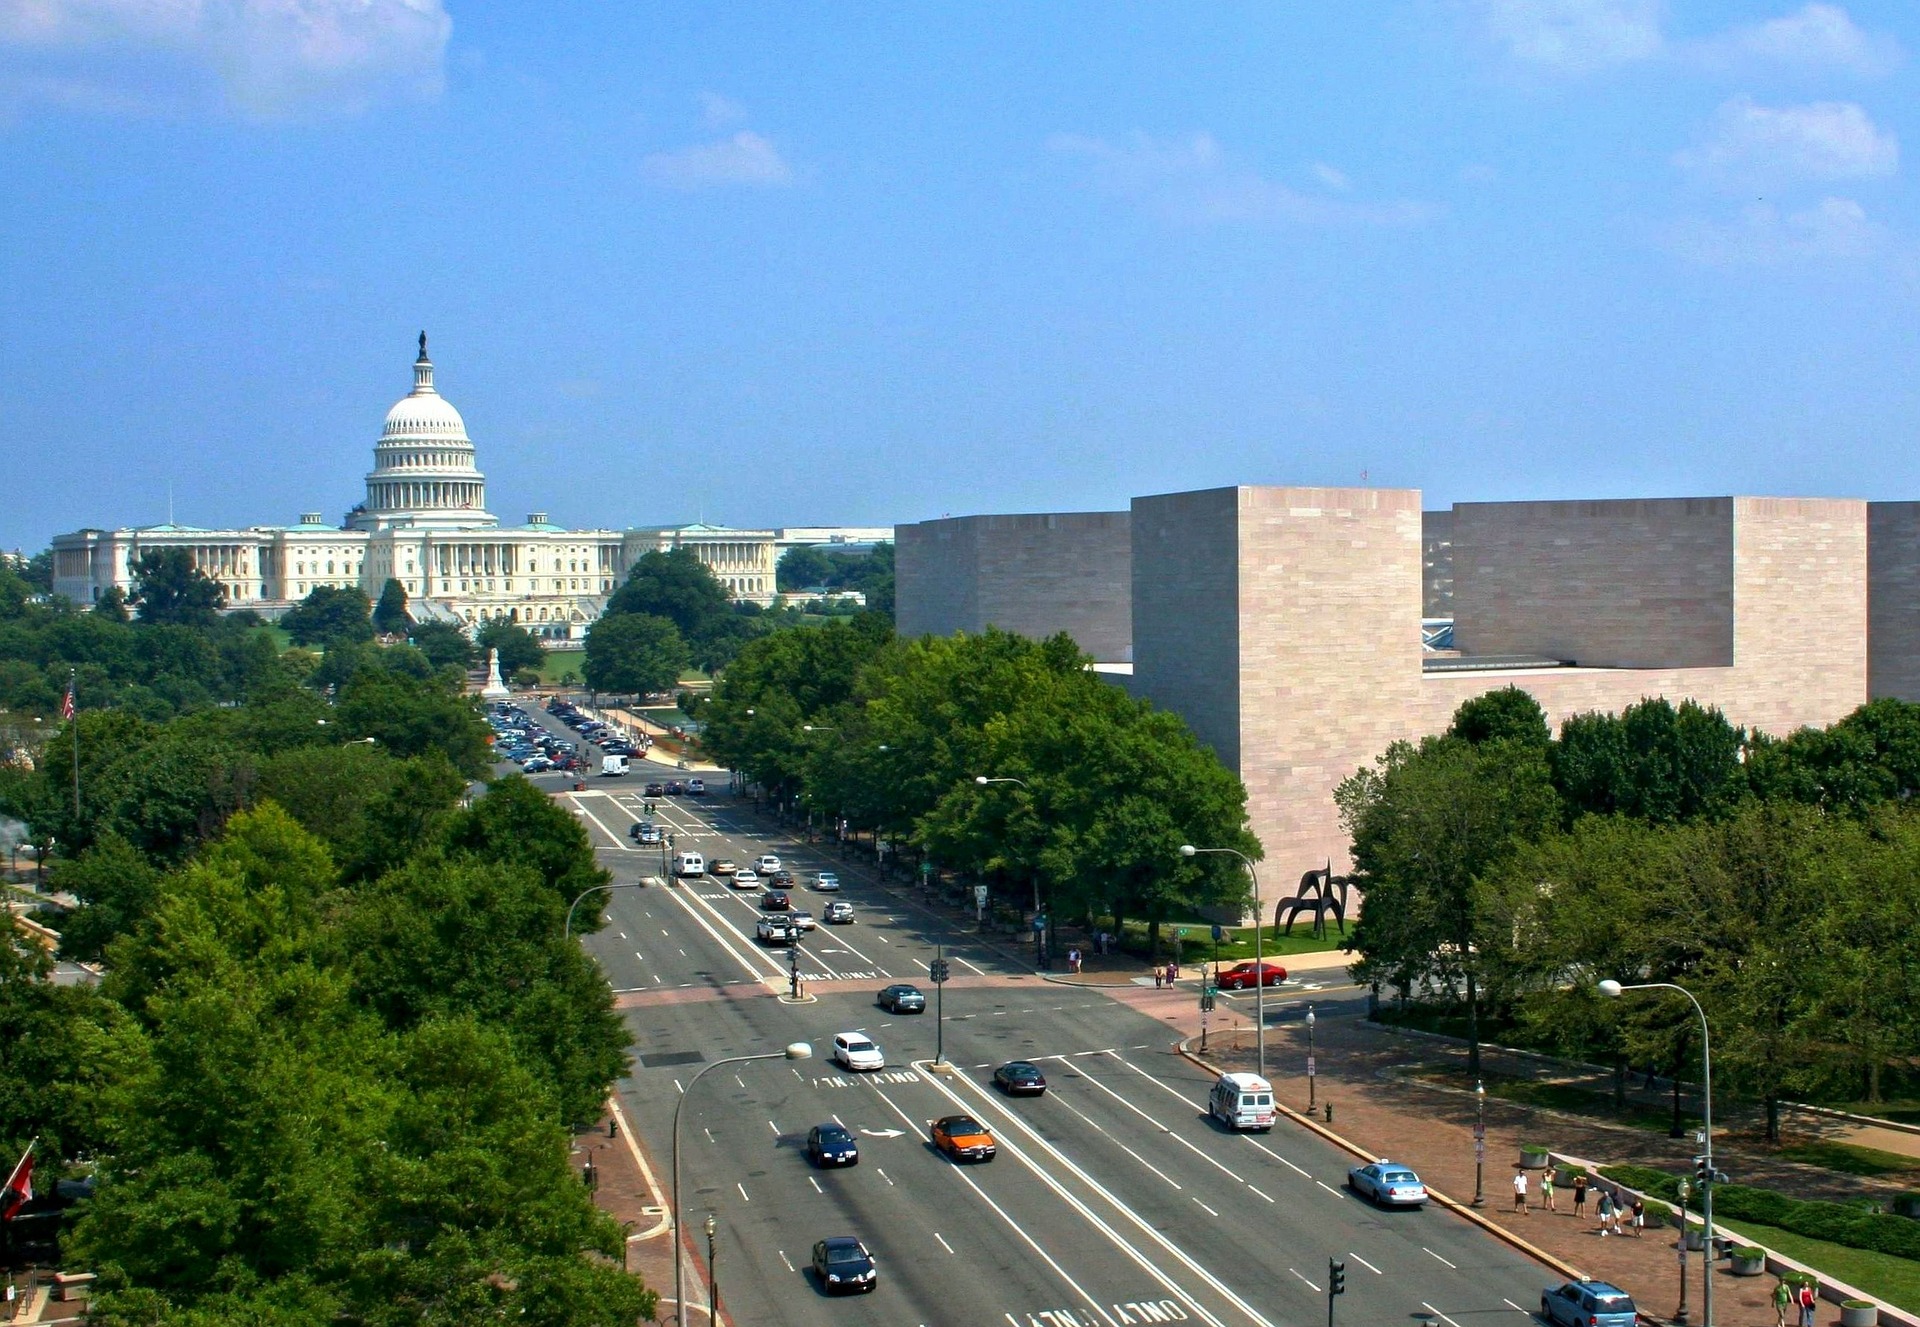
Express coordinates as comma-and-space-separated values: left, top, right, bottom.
1511, 1168, 1529, 1215
1630, 1196, 1645, 1237
1153, 965, 1164, 989
1596, 1189, 1614, 1236
1572, 1172, 1589, 1218
1797, 1280, 1817, 1327
1540, 1168, 1556, 1212
1772, 1277, 1792, 1327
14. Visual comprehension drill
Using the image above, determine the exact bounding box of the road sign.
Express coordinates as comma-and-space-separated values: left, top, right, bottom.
1211, 924, 1224, 942
974, 885, 989, 907
1032, 914, 1046, 933
920, 861, 933, 877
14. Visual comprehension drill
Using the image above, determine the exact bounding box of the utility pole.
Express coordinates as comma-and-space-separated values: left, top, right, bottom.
1327, 1257, 1345, 1327
705, 1215, 718, 1326
931, 949, 951, 1065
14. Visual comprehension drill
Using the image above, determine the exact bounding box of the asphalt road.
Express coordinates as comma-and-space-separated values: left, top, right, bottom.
498, 705, 1559, 1327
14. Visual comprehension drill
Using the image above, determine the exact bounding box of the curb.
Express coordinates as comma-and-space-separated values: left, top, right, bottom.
1174, 1035, 1594, 1289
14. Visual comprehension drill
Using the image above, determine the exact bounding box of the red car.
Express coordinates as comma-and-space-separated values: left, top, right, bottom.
1217, 961, 1288, 991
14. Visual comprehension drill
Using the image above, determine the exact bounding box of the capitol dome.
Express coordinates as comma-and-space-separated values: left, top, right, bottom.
350, 333, 496, 532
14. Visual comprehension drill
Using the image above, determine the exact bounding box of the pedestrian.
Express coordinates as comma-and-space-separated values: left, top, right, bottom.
1068, 948, 1082, 974
1797, 1280, 1817, 1327
1772, 1278, 1792, 1327
1166, 961, 1179, 986
1154, 965, 1164, 989
1596, 1189, 1614, 1236
1572, 1172, 1588, 1217
1540, 1167, 1556, 1212
1630, 1196, 1645, 1237
1512, 1168, 1529, 1214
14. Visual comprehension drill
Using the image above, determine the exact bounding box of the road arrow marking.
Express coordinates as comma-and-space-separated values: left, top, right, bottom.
861, 1128, 904, 1138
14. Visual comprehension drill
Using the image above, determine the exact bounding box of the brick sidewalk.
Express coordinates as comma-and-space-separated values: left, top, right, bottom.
571, 1099, 714, 1324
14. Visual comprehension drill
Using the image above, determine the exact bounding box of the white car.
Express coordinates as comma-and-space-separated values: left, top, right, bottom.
756, 854, 783, 874
788, 910, 816, 931
730, 868, 760, 889
813, 872, 841, 892
832, 1033, 884, 1072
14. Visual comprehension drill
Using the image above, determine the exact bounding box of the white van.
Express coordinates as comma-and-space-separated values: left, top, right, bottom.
1209, 1073, 1275, 1132
675, 851, 705, 878
600, 753, 628, 777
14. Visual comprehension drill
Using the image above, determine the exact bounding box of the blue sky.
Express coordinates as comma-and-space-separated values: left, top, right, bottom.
3, 1, 1918, 551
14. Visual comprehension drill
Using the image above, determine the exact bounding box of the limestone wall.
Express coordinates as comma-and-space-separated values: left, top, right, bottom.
1130, 488, 1243, 769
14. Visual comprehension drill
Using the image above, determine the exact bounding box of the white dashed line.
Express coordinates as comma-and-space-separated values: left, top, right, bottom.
736, 1183, 750, 1202
1421, 1304, 1463, 1327
1349, 1252, 1382, 1275
1423, 1248, 1457, 1269
1289, 1268, 1321, 1294
1315, 1180, 1343, 1198
809, 1176, 823, 1194
1192, 1197, 1218, 1216
935, 1232, 955, 1254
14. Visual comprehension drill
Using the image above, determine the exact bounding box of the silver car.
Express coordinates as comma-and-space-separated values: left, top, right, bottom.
1346, 1160, 1427, 1207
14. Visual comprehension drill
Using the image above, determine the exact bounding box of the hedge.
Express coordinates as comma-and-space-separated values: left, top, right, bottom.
1599, 1165, 1920, 1262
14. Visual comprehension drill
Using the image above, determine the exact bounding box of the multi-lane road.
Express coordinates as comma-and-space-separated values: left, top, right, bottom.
509, 707, 1559, 1327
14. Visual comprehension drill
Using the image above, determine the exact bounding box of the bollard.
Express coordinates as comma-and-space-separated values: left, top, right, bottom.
1324, 1102, 1333, 1124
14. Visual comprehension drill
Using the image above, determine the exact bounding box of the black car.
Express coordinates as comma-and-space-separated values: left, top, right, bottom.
993, 1061, 1048, 1096
806, 1123, 859, 1167
664, 780, 687, 795
643, 782, 666, 797
877, 983, 926, 1014
760, 890, 791, 911
812, 1237, 877, 1293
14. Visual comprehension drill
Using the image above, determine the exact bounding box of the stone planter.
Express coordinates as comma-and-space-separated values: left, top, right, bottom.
1839, 1301, 1877, 1327
1682, 1228, 1705, 1251
1728, 1248, 1765, 1277
1519, 1146, 1550, 1170
1555, 1164, 1583, 1187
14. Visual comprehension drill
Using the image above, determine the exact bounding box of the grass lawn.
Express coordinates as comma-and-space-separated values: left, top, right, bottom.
1775, 1139, 1920, 1180
1715, 1218, 1920, 1312
1412, 1066, 1702, 1135
1112, 918, 1348, 961
531, 651, 585, 686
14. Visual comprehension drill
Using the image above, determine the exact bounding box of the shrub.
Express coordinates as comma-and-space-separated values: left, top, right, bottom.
1599, 1165, 1920, 1262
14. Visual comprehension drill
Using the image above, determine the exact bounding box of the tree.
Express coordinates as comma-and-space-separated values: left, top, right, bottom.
280, 585, 374, 650
1449, 686, 1549, 748
335, 666, 491, 777
777, 545, 834, 591
476, 618, 545, 677
372, 578, 410, 635
95, 585, 131, 622
130, 550, 225, 628
582, 613, 687, 695
1552, 697, 1747, 825
22, 550, 54, 594
408, 619, 475, 671
605, 547, 733, 636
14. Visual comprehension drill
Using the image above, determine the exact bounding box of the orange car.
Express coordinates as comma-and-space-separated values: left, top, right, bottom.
931, 1114, 997, 1163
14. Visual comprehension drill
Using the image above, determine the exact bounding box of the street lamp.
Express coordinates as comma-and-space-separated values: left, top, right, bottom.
1181, 844, 1265, 1079
1472, 1079, 1486, 1206
1600, 978, 1714, 1327
672, 1043, 812, 1324
705, 1214, 719, 1325
1306, 1005, 1317, 1113
975, 776, 1046, 966
563, 882, 646, 940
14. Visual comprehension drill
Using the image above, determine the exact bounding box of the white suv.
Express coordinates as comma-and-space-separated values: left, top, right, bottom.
832, 1033, 884, 1072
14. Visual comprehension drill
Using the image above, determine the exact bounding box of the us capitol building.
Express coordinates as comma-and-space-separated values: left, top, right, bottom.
50, 336, 800, 637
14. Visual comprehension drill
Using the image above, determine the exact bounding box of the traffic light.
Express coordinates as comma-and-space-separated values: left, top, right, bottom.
1694, 1154, 1711, 1184
930, 958, 951, 984
1328, 1259, 1346, 1296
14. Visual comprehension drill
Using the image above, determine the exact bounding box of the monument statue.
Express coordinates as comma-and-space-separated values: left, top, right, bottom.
480, 647, 510, 700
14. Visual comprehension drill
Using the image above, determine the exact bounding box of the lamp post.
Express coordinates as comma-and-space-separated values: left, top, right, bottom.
1601, 978, 1714, 1327
975, 776, 1045, 967
563, 881, 645, 940
673, 1044, 812, 1325
1472, 1079, 1486, 1206
1180, 845, 1265, 1079
1306, 1005, 1317, 1113
705, 1214, 718, 1325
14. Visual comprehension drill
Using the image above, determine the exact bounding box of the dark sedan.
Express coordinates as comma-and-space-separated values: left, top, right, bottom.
812, 1237, 877, 1293
993, 1061, 1048, 1096
877, 983, 926, 1014
760, 890, 791, 911
806, 1124, 859, 1168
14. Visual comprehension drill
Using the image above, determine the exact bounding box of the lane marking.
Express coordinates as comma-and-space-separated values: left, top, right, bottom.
1289, 1268, 1321, 1294
1422, 1304, 1463, 1327
767, 1120, 779, 1135
809, 1176, 823, 1194
1248, 1185, 1275, 1204
1056, 1054, 1247, 1185
1192, 1197, 1218, 1217
778, 1250, 794, 1272
1503, 1298, 1527, 1313
1314, 1180, 1343, 1198
1040, 1085, 1185, 1191
736, 1182, 749, 1202
935, 1232, 955, 1255
1422, 1248, 1457, 1269
566, 794, 635, 850
1348, 1252, 1382, 1275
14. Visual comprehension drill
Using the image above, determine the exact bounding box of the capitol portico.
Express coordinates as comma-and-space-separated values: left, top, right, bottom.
51, 336, 785, 635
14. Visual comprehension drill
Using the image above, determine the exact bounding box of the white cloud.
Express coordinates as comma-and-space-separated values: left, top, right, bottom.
1312, 161, 1351, 191
1663, 195, 1880, 265
1675, 97, 1897, 187
641, 129, 794, 190
699, 90, 746, 128
1694, 4, 1900, 77
0, 0, 450, 118
1047, 131, 1432, 227
1478, 0, 1663, 73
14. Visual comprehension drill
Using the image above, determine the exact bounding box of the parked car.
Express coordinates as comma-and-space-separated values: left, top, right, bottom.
806, 1124, 859, 1167
1216, 961, 1288, 990
1540, 1281, 1637, 1327
811, 1237, 877, 1293
832, 1033, 884, 1072
930, 1115, 997, 1163
813, 872, 841, 892
822, 900, 855, 925
877, 983, 925, 1014
1346, 1160, 1428, 1207
993, 1061, 1048, 1096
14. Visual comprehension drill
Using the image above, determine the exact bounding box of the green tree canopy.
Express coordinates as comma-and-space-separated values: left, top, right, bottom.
582, 613, 688, 695
407, 619, 475, 671
371, 578, 410, 635
130, 550, 226, 628
475, 617, 545, 677
280, 585, 374, 650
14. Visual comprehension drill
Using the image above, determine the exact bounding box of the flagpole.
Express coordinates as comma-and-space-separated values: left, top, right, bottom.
68, 670, 81, 820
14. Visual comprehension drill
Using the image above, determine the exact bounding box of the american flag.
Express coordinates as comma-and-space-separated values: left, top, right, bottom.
1, 1141, 32, 1222
61, 675, 75, 722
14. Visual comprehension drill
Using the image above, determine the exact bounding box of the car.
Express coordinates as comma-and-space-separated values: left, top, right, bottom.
755, 854, 782, 873
1540, 1281, 1637, 1327
637, 825, 663, 844
993, 1061, 1048, 1096
806, 1123, 859, 1167
665, 780, 687, 795
760, 890, 791, 911
731, 868, 760, 888
832, 1033, 884, 1072
627, 820, 652, 840
688, 778, 707, 795
770, 869, 797, 888
755, 917, 799, 946
1346, 1160, 1428, 1207
1216, 961, 1288, 991
813, 872, 841, 892
822, 900, 855, 924
930, 1114, 997, 1163
522, 757, 552, 773
643, 782, 666, 797
811, 1236, 877, 1293
787, 909, 816, 931
709, 859, 738, 876
877, 983, 925, 1014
